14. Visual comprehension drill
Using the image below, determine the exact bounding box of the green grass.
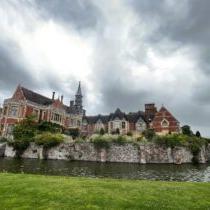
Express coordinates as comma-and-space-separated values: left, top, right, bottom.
0, 173, 210, 210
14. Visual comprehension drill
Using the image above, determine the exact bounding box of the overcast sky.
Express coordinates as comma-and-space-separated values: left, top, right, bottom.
0, 0, 210, 136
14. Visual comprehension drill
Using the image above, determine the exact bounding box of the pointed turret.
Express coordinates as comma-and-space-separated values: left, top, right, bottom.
75, 81, 83, 115
76, 81, 82, 96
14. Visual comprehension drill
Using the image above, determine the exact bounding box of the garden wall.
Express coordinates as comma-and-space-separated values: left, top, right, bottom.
3, 142, 209, 164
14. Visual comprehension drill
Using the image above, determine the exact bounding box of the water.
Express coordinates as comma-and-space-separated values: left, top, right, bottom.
0, 158, 210, 182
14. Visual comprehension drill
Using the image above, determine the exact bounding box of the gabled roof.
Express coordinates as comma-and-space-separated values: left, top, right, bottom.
21, 87, 53, 105
126, 111, 146, 123
109, 108, 126, 120
83, 114, 109, 124
153, 106, 179, 123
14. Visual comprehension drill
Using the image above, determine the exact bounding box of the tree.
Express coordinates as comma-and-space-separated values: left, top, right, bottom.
142, 129, 155, 140
181, 125, 193, 136
99, 128, 105, 135
195, 131, 201, 138
116, 128, 120, 135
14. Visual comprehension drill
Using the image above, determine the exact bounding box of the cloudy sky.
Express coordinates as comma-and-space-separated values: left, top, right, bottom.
0, 0, 210, 136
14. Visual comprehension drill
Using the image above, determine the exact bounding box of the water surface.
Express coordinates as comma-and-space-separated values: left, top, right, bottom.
0, 158, 209, 182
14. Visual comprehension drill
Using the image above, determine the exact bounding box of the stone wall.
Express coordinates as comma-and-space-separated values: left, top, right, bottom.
3, 142, 210, 164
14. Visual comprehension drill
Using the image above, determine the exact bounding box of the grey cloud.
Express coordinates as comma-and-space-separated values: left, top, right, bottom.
35, 0, 102, 30
0, 41, 36, 91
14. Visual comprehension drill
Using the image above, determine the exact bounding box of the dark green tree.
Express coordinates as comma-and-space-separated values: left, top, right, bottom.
181, 125, 193, 136
195, 131, 201, 138
99, 128, 105, 135
142, 129, 155, 140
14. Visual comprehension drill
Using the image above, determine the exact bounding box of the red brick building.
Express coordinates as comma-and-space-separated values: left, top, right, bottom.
0, 83, 85, 137
150, 106, 180, 135
82, 104, 180, 136
0, 84, 180, 137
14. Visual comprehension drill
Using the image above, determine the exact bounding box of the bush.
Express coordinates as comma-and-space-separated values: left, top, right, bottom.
37, 121, 62, 133
99, 128, 105, 135
34, 132, 64, 149
142, 129, 156, 140
64, 128, 80, 139
0, 137, 8, 142
195, 131, 201, 138
90, 135, 110, 149
11, 115, 37, 155
181, 125, 193, 136
127, 131, 133, 136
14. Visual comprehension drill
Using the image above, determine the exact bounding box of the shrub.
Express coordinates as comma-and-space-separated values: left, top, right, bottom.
37, 121, 62, 133
127, 131, 133, 136
64, 128, 80, 139
142, 129, 156, 140
34, 132, 64, 149
0, 137, 8, 142
90, 135, 110, 149
11, 115, 37, 155
99, 128, 105, 135
195, 131, 201, 138
181, 125, 193, 136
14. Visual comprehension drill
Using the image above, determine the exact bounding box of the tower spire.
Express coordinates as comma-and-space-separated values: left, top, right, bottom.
75, 81, 83, 115
76, 81, 82, 96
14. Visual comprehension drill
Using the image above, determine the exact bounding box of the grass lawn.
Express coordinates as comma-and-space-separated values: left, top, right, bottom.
0, 173, 210, 210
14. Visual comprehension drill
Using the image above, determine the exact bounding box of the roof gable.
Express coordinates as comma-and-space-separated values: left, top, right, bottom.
21, 86, 53, 105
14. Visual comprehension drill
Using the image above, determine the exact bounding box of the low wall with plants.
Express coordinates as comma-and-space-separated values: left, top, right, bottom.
2, 140, 209, 164
1, 116, 210, 164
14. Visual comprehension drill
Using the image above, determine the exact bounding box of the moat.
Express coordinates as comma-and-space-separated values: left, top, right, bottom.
0, 158, 209, 182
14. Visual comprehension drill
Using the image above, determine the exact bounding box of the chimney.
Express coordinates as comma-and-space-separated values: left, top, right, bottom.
61, 95, 63, 103
145, 103, 157, 118
70, 100, 74, 107
52, 92, 55, 100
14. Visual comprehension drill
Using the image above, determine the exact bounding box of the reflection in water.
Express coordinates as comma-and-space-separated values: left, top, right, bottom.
0, 158, 209, 182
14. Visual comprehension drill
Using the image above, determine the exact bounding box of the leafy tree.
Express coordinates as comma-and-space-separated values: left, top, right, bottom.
37, 121, 62, 133
195, 131, 201, 138
99, 128, 105, 135
142, 129, 155, 140
12, 115, 38, 156
64, 128, 80, 139
181, 125, 193, 136
116, 128, 120, 135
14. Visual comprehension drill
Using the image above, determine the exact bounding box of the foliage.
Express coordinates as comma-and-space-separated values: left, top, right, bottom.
37, 121, 62, 133
13, 115, 37, 141
116, 128, 120, 135
127, 131, 133, 136
142, 129, 156, 140
34, 132, 64, 149
195, 131, 201, 138
0, 173, 210, 210
11, 115, 37, 155
90, 135, 110, 149
0, 137, 8, 143
152, 134, 207, 163
99, 128, 105, 135
181, 125, 193, 136
64, 128, 80, 139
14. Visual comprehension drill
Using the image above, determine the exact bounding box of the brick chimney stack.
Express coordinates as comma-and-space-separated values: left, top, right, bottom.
145, 103, 157, 121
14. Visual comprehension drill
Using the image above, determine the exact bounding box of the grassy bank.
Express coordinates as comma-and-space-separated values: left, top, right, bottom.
0, 173, 210, 210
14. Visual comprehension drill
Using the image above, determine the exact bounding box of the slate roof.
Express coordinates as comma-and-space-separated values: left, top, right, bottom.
84, 109, 147, 124
21, 87, 53, 105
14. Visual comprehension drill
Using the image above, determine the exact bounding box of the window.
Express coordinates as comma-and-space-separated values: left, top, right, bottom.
3, 106, 8, 115
8, 106, 18, 117
110, 122, 113, 129
161, 119, 169, 127
122, 121, 126, 129
77, 120, 81, 126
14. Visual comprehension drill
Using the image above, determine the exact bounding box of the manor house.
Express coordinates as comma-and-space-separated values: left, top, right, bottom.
0, 83, 180, 136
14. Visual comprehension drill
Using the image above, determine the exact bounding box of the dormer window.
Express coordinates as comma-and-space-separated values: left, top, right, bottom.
161, 119, 169, 128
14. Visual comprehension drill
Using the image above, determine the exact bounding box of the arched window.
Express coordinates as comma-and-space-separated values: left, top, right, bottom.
161, 119, 169, 127
122, 121, 126, 129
